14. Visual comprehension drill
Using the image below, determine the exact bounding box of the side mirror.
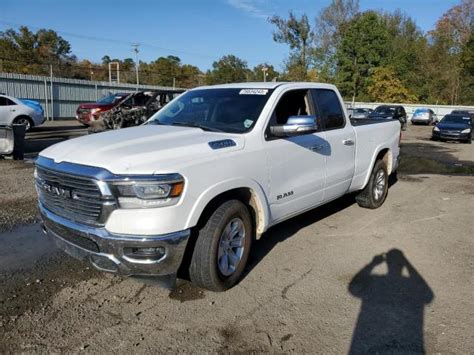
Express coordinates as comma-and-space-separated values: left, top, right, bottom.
270, 115, 318, 137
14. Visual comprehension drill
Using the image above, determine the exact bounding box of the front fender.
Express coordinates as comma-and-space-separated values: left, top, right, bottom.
185, 178, 271, 236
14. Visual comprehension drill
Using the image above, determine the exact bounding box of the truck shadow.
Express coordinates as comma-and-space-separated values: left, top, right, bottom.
244, 194, 355, 279
244, 176, 398, 279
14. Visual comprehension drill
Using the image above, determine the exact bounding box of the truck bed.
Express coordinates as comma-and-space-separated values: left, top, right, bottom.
349, 118, 401, 192
350, 118, 394, 126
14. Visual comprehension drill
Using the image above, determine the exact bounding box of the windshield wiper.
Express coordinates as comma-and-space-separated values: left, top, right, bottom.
169, 122, 224, 132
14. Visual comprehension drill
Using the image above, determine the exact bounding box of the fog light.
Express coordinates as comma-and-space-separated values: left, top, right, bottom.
90, 255, 118, 272
123, 246, 166, 261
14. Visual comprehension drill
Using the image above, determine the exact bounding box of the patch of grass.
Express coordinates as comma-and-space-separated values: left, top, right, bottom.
398, 155, 474, 175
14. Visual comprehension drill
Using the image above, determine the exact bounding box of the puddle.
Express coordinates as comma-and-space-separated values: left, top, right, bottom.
168, 280, 206, 302
0, 223, 58, 271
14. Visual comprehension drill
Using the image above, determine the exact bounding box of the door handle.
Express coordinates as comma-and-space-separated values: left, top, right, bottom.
309, 145, 323, 151
342, 139, 354, 146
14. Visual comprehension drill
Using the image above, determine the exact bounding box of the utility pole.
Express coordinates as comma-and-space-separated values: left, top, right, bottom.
132, 43, 140, 91
262, 66, 268, 82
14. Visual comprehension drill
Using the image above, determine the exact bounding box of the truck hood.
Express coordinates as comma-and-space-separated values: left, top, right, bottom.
39, 125, 245, 174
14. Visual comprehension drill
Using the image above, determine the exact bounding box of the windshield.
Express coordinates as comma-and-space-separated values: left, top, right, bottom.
414, 109, 429, 114
441, 115, 472, 124
375, 106, 395, 114
147, 88, 273, 133
97, 94, 124, 105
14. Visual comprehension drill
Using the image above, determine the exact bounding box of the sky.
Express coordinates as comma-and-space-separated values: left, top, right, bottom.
0, 0, 460, 71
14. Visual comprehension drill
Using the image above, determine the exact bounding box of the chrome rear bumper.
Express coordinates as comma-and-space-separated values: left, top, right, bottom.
39, 203, 190, 277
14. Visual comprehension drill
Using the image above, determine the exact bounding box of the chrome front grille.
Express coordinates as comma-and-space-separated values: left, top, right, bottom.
77, 108, 91, 114
35, 165, 109, 225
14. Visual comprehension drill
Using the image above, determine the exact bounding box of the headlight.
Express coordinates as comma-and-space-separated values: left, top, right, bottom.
461, 128, 471, 134
110, 174, 184, 209
91, 108, 103, 115
433, 126, 440, 132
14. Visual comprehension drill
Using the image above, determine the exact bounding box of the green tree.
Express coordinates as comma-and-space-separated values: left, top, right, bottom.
383, 10, 427, 101
314, 0, 359, 77
459, 30, 474, 104
206, 55, 249, 84
368, 67, 417, 103
142, 55, 181, 86
424, 0, 473, 104
336, 11, 389, 101
0, 26, 74, 75
178, 64, 202, 88
269, 12, 313, 80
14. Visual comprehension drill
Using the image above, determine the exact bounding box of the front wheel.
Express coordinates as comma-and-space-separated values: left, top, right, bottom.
356, 160, 388, 209
189, 200, 253, 291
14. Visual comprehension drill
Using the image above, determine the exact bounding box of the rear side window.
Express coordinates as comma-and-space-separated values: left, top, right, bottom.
311, 89, 345, 130
0, 97, 16, 106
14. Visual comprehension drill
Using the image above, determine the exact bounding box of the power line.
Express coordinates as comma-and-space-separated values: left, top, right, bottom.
0, 20, 268, 65
0, 20, 216, 60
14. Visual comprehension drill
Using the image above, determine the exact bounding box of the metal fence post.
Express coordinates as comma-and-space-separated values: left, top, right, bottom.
50, 65, 54, 121
43, 77, 49, 121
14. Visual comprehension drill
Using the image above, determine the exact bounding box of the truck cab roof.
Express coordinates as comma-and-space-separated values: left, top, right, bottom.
196, 82, 338, 91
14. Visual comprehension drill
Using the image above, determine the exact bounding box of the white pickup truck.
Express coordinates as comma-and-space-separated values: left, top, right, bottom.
35, 82, 401, 291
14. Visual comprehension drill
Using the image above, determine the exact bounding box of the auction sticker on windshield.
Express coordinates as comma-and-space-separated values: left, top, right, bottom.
239, 89, 268, 95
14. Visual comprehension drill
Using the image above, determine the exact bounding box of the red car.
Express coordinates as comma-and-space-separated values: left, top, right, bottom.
76, 93, 129, 126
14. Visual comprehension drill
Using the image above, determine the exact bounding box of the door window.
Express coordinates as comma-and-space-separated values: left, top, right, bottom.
311, 89, 345, 130
0, 97, 16, 106
266, 89, 315, 139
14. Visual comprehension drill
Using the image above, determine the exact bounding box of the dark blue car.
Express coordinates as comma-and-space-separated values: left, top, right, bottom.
432, 114, 472, 144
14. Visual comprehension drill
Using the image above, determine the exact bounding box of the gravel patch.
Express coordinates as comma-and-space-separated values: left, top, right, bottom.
0, 160, 37, 231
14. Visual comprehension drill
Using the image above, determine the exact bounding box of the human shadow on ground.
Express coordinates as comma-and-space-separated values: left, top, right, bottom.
348, 249, 434, 354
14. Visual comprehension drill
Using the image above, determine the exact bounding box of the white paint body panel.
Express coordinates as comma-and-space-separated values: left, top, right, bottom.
39, 83, 400, 236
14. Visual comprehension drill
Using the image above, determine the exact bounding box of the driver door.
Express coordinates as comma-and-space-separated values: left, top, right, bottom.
264, 89, 328, 223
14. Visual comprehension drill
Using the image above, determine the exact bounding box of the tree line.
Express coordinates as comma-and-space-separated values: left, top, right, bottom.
0, 0, 472, 105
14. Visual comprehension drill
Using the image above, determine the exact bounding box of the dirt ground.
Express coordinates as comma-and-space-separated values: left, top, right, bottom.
0, 124, 473, 353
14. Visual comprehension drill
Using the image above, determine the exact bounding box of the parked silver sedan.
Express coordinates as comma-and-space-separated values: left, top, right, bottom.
411, 108, 438, 125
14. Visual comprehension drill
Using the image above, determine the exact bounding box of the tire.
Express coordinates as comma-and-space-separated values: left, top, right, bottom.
356, 160, 388, 209
13, 116, 33, 131
189, 200, 253, 291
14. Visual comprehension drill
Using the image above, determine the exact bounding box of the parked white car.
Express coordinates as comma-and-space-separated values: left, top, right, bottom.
35, 82, 401, 291
0, 94, 45, 130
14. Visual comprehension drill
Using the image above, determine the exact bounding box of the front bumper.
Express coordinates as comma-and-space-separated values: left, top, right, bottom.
432, 130, 470, 141
411, 118, 430, 124
76, 113, 91, 125
39, 203, 190, 277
